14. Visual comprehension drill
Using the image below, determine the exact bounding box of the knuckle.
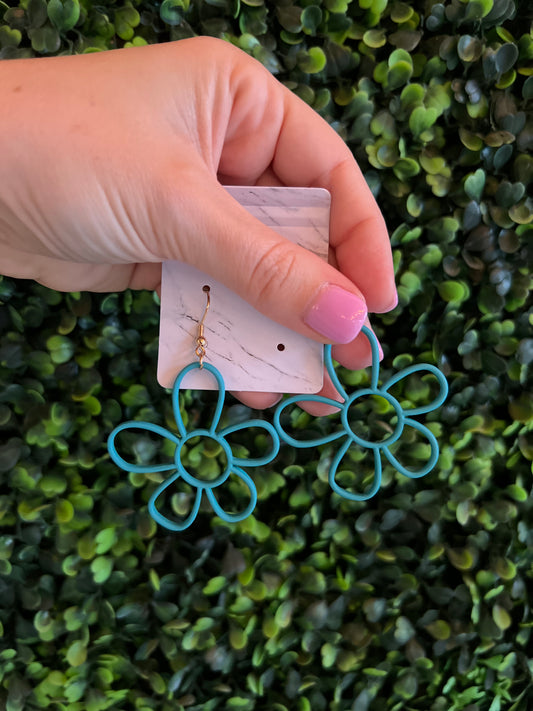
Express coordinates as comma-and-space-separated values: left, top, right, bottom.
248, 242, 298, 308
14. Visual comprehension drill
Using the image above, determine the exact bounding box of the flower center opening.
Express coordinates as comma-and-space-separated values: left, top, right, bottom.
176, 433, 231, 487
344, 391, 404, 446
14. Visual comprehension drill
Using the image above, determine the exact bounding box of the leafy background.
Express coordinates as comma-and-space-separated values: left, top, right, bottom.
0, 0, 532, 709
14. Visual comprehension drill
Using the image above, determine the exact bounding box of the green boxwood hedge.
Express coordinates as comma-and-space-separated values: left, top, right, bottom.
0, 0, 531, 709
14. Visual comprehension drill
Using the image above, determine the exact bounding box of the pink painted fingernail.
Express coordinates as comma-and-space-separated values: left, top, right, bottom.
304, 284, 367, 344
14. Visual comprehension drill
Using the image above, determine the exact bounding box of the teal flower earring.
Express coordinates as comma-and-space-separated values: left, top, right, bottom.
274, 326, 448, 501
108, 286, 280, 531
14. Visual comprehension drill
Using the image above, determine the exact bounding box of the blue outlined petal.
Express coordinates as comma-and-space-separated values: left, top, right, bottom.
382, 418, 439, 479
172, 361, 226, 435
381, 363, 448, 416
148, 471, 203, 531
323, 344, 349, 402
328, 436, 383, 501
206, 466, 257, 523
274, 394, 346, 448
108, 421, 180, 474
218, 419, 280, 467
359, 326, 381, 390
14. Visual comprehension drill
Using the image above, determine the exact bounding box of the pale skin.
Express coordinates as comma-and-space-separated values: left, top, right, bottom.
0, 37, 397, 412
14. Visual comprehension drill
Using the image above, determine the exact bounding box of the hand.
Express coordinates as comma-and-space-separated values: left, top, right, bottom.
0, 37, 396, 410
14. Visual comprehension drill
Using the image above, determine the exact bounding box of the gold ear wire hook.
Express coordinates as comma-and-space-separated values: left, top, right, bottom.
195, 285, 210, 368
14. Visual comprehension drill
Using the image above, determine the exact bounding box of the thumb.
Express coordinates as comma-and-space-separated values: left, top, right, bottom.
162, 180, 367, 345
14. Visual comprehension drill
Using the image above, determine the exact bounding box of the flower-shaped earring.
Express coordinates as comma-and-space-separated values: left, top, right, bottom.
273, 326, 448, 502
108, 287, 280, 531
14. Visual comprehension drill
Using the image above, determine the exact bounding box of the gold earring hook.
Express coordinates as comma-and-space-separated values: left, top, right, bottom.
195, 285, 210, 368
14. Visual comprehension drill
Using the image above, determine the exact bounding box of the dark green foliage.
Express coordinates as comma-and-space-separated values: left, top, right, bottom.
1, 0, 532, 709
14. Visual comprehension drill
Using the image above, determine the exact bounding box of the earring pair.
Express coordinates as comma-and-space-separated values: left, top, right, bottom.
108, 288, 448, 531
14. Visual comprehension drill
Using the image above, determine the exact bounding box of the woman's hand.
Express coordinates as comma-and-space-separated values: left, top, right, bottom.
0, 37, 396, 409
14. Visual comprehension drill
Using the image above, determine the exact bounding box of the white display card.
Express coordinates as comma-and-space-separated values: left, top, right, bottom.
157, 186, 330, 392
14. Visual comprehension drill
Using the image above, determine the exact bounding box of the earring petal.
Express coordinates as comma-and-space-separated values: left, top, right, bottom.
171, 361, 227, 434
360, 326, 382, 389
274, 394, 346, 448
323, 344, 349, 402
108, 421, 180, 474
381, 363, 448, 416
382, 417, 440, 478
218, 419, 280, 467
148, 472, 203, 531
206, 466, 258, 523
328, 436, 383, 501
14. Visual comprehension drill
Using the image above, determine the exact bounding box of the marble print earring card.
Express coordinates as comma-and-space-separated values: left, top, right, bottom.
157, 186, 330, 393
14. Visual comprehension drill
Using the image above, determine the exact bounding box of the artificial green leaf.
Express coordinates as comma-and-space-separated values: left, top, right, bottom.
28, 25, 61, 53
464, 168, 486, 201
298, 46, 326, 73
409, 106, 438, 136
65, 640, 87, 667
47, 0, 80, 32
160, 0, 185, 25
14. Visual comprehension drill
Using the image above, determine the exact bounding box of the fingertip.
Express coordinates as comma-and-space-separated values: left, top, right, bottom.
332, 322, 383, 371
374, 289, 398, 314
231, 391, 283, 410
335, 216, 397, 314
297, 369, 344, 417
298, 399, 343, 417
